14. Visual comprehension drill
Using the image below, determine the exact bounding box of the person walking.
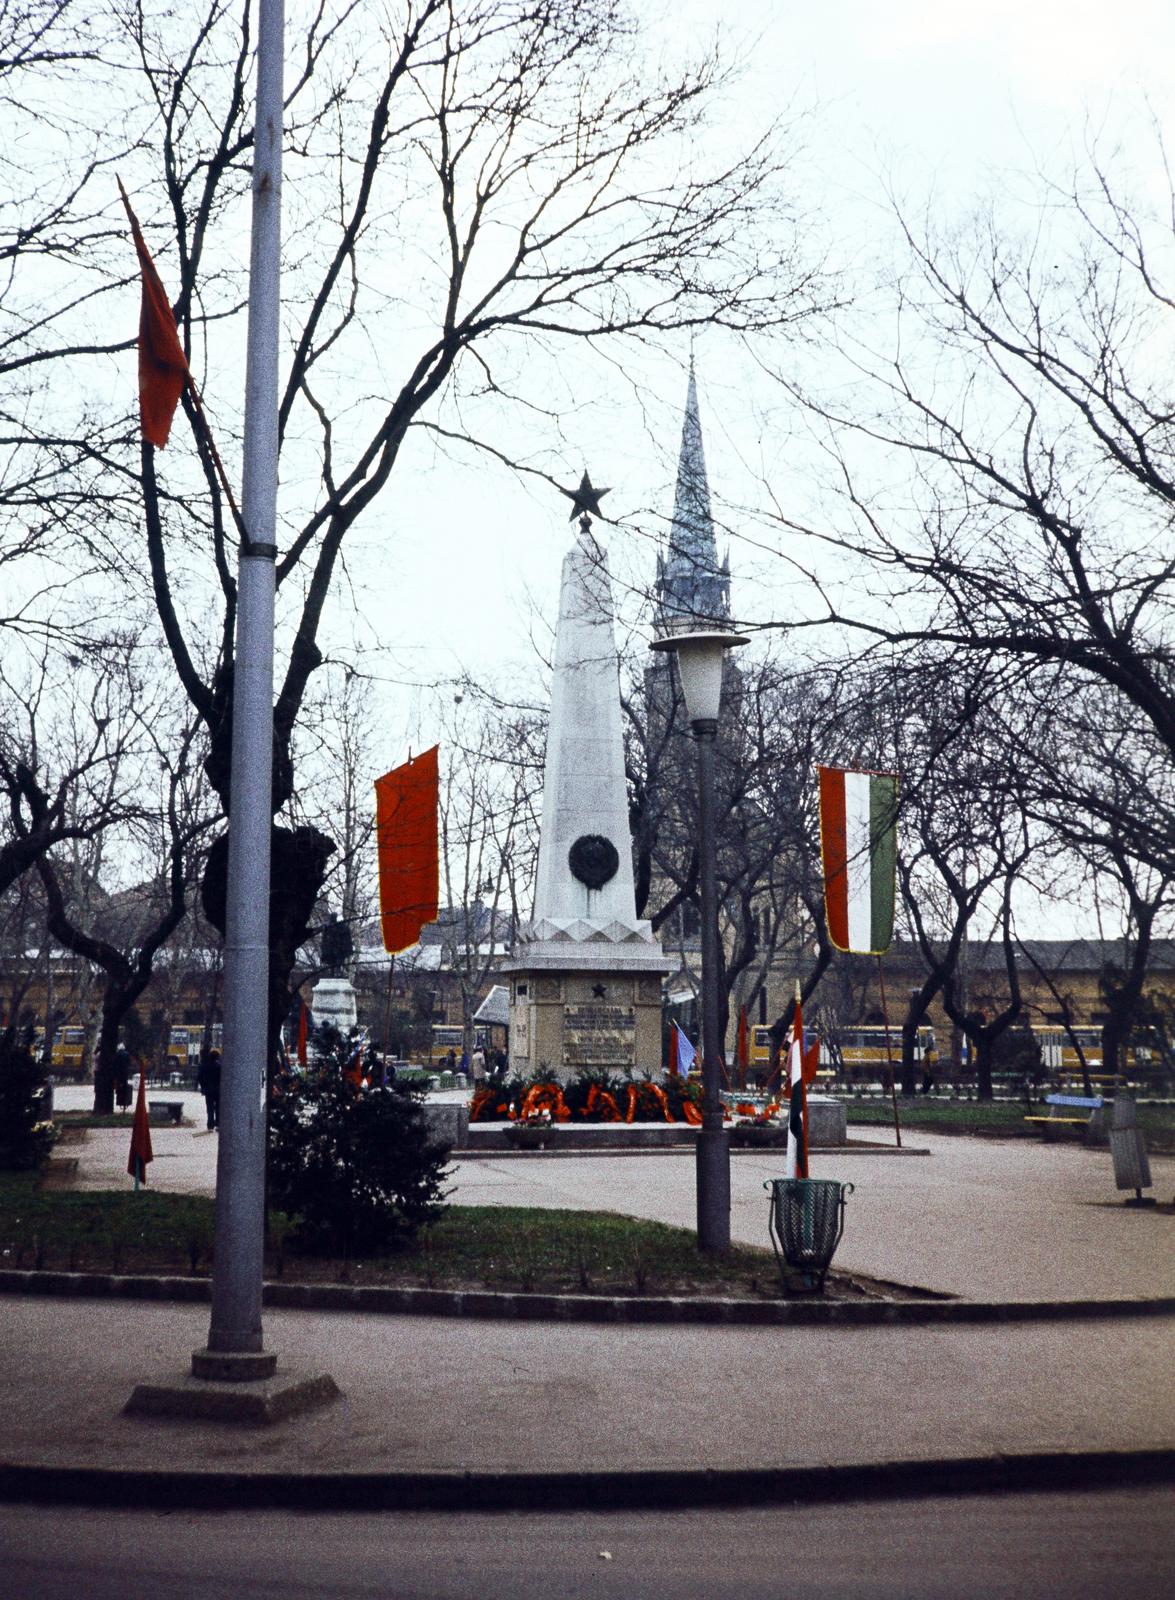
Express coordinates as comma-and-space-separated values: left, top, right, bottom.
198, 1047, 222, 1130
471, 1046, 487, 1085
113, 1045, 133, 1110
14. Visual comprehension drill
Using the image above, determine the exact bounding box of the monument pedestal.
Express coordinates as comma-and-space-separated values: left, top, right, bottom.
504, 956, 669, 1081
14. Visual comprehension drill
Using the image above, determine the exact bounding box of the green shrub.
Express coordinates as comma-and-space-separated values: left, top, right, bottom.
0, 1028, 56, 1171
268, 1034, 449, 1255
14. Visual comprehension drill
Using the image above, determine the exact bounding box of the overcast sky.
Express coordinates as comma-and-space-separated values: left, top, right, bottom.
352, 0, 1175, 753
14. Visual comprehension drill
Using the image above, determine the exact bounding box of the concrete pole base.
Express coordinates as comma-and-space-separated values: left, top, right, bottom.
191, 1348, 278, 1382
125, 1364, 340, 1426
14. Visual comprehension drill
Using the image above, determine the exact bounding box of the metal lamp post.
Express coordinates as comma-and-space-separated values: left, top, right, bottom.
196, 0, 284, 1378
650, 627, 746, 1252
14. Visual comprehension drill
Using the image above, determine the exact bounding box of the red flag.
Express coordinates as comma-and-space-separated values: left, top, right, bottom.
127, 1066, 153, 1182
374, 747, 439, 953
803, 1037, 820, 1085
296, 999, 308, 1067
117, 179, 190, 448
668, 1022, 678, 1077
737, 1006, 749, 1087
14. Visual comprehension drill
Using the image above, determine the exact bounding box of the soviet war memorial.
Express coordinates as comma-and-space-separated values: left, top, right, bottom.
2, 4, 1175, 1597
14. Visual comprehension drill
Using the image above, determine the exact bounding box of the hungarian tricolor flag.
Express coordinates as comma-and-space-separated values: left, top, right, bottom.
127, 1066, 153, 1185
118, 179, 190, 448
818, 765, 898, 955
785, 996, 820, 1179
374, 747, 440, 953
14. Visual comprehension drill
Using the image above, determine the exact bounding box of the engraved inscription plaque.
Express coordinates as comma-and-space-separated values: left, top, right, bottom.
563, 1002, 636, 1069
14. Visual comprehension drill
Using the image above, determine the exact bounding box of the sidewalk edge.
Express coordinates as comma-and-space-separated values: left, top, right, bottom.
0, 1270, 1172, 1326
0, 1449, 1171, 1512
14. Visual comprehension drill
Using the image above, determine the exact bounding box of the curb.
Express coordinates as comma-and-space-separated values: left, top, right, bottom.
1, 1269, 1173, 1326
0, 1449, 1171, 1512
455, 1141, 931, 1158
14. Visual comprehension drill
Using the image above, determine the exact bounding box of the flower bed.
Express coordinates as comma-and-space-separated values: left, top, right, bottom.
471, 1070, 705, 1126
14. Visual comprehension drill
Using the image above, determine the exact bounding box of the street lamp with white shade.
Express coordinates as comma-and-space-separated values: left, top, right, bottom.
649, 625, 747, 1252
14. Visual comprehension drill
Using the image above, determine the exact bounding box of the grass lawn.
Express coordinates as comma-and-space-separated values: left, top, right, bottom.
0, 1176, 907, 1300
845, 1096, 1175, 1150
847, 1100, 1029, 1132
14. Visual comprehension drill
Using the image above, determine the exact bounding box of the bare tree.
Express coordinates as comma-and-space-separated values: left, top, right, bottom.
771, 146, 1175, 891
2, 1, 830, 1049
628, 646, 842, 1068
435, 683, 543, 1059
35, 716, 215, 1110
0, 643, 140, 896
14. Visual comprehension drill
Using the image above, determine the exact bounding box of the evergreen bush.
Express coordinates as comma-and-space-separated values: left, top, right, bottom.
268, 1032, 449, 1255
0, 1028, 56, 1171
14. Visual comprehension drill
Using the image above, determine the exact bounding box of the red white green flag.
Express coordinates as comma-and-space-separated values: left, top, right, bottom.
818, 766, 898, 955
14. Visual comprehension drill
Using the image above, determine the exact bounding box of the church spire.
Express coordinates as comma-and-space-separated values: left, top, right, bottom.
655, 362, 731, 630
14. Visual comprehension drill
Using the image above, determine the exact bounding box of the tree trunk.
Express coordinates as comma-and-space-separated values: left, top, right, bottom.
93, 1008, 121, 1114
899, 1015, 920, 1095
200, 822, 335, 1078
973, 1034, 994, 1102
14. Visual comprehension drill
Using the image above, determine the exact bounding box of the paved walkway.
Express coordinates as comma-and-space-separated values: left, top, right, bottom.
12, 1101, 1170, 1504
57, 1092, 1175, 1300
1, 1295, 1172, 1483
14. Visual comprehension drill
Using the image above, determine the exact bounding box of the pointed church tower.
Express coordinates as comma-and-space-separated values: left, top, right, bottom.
655, 363, 731, 632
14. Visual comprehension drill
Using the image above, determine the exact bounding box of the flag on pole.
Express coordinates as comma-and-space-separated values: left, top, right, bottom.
127, 1066, 153, 1185
737, 1006, 749, 1087
671, 1022, 696, 1078
374, 747, 440, 953
785, 996, 808, 1179
117, 179, 190, 448
818, 765, 898, 955
296, 999, 309, 1067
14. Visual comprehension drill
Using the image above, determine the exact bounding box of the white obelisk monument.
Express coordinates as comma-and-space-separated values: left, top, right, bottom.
505, 477, 671, 1079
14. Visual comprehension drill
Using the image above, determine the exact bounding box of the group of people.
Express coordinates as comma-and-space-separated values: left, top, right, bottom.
110, 1040, 222, 1130
444, 1045, 507, 1083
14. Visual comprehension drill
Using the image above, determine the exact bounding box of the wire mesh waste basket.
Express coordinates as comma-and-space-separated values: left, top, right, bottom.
765, 1178, 854, 1293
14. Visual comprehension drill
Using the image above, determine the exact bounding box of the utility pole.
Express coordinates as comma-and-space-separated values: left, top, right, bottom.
198, 0, 284, 1374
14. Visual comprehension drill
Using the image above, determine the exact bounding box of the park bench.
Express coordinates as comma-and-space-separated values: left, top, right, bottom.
1024, 1093, 1103, 1139
148, 1099, 184, 1125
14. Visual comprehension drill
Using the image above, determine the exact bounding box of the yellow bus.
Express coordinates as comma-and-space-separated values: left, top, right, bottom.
50, 1027, 89, 1078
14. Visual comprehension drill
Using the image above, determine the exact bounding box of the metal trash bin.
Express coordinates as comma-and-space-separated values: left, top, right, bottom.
765, 1178, 854, 1293
1110, 1091, 1154, 1205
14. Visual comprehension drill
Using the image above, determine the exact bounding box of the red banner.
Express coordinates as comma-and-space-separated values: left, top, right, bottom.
374, 747, 439, 953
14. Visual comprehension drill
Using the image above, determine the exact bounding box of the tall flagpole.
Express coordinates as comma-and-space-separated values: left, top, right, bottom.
876, 955, 903, 1150
198, 0, 285, 1370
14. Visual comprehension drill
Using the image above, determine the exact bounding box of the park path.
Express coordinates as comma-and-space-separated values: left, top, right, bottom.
53, 1083, 1175, 1302
1, 1295, 1172, 1478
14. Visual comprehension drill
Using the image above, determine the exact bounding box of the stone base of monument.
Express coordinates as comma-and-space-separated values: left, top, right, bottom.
421, 1103, 470, 1150
806, 1097, 848, 1146
125, 1350, 340, 1425
467, 1099, 849, 1152
502, 960, 670, 1084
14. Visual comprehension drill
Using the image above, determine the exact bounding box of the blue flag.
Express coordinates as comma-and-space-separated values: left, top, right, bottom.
672, 1022, 697, 1077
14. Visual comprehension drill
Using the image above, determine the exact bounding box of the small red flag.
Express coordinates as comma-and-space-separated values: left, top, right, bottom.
117, 179, 190, 448
296, 999, 308, 1067
737, 1006, 749, 1086
374, 748, 439, 953
127, 1066, 153, 1182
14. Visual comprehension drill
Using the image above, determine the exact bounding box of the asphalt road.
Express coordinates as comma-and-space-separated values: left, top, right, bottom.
2, 1488, 1172, 1599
